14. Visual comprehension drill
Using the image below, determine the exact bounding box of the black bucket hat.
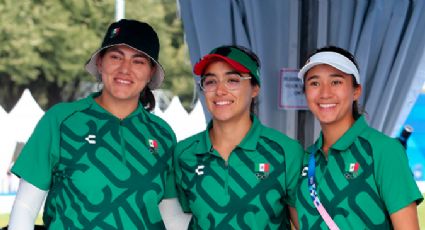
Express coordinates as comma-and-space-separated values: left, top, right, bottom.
85, 19, 164, 89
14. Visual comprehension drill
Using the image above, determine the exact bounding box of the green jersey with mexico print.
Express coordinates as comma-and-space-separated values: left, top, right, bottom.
296, 115, 423, 229
12, 92, 176, 229
174, 116, 304, 229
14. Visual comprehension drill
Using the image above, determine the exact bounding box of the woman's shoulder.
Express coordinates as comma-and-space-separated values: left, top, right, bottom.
141, 111, 177, 144
361, 126, 400, 145
176, 131, 204, 147
260, 125, 303, 148
174, 131, 205, 155
145, 111, 174, 130
42, 97, 92, 121
359, 125, 405, 156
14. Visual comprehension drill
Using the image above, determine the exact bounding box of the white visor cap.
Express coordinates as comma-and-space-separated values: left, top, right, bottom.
298, 51, 360, 84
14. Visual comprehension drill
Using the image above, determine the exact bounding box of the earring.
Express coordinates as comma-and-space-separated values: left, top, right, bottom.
97, 81, 103, 92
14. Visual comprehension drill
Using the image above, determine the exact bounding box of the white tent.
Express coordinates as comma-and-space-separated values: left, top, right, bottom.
0, 105, 13, 172
162, 97, 191, 141
0, 105, 17, 194
0, 105, 12, 172
8, 89, 45, 143
0, 105, 6, 117
0, 89, 44, 195
188, 99, 207, 135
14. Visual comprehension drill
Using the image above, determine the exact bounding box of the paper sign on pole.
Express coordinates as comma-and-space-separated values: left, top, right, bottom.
279, 68, 308, 110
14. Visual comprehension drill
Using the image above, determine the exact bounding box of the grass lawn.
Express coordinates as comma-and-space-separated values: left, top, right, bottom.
420, 197, 425, 228
0, 196, 424, 228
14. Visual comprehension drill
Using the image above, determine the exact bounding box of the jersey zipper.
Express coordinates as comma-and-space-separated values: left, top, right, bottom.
224, 160, 229, 196
119, 120, 127, 165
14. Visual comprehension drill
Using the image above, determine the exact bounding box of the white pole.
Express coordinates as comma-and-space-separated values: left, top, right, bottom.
115, 0, 125, 21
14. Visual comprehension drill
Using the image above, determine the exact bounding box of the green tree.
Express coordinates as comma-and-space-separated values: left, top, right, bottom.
0, 0, 194, 111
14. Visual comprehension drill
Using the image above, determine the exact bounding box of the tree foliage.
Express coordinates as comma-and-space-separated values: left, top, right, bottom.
0, 0, 194, 111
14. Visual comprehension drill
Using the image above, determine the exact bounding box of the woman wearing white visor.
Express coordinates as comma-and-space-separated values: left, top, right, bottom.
295, 46, 422, 230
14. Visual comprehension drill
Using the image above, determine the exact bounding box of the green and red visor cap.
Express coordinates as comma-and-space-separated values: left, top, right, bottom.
193, 46, 261, 86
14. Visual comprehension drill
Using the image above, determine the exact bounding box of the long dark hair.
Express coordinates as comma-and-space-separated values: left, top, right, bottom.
98, 48, 156, 111
304, 45, 363, 119
139, 87, 155, 111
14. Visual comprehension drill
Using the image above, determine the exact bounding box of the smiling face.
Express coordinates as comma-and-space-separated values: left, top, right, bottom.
203, 60, 259, 123
96, 44, 155, 104
304, 64, 362, 129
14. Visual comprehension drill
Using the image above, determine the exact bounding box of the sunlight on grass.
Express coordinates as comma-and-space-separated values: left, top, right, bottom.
419, 196, 425, 228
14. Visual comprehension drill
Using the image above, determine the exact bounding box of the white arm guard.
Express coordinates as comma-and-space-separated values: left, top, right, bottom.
8, 179, 47, 230
159, 198, 192, 230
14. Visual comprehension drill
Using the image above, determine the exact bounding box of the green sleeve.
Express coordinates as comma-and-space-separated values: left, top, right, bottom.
11, 110, 59, 191
284, 140, 305, 207
163, 127, 177, 199
374, 138, 423, 214
173, 147, 191, 213
164, 151, 177, 198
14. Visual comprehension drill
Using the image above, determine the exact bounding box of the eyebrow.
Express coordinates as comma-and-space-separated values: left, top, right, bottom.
305, 75, 318, 82
203, 70, 241, 77
306, 73, 345, 81
107, 47, 149, 59
225, 70, 241, 76
329, 73, 345, 78
203, 72, 216, 78
132, 53, 150, 59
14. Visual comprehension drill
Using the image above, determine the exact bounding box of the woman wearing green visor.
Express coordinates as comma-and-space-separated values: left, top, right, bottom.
174, 45, 304, 229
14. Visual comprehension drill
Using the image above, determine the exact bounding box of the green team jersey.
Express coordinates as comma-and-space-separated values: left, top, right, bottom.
296, 115, 423, 229
12, 92, 177, 229
174, 116, 304, 229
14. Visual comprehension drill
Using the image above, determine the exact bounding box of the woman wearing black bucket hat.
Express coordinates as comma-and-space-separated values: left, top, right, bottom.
8, 19, 177, 229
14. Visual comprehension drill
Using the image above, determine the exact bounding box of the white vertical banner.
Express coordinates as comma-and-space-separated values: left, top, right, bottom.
278, 68, 308, 110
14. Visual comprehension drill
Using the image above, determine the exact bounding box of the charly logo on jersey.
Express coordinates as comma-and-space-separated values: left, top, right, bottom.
344, 162, 360, 179
85, 134, 96, 144
195, 165, 205, 176
255, 163, 270, 180
148, 139, 159, 154
301, 166, 308, 177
